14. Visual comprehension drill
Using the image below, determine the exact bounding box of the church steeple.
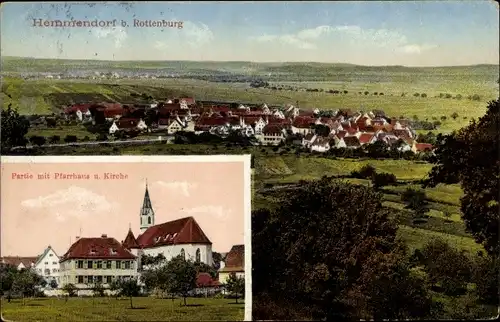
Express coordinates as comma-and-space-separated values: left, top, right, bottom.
140, 179, 155, 233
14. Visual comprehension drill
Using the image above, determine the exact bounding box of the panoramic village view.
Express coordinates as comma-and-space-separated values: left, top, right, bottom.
1, 1, 499, 321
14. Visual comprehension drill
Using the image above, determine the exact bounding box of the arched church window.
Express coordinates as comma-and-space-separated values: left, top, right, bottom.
147, 217, 151, 224
180, 248, 185, 260
196, 248, 201, 262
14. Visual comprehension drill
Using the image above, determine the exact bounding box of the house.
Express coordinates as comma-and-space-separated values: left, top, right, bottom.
219, 245, 244, 285
157, 117, 185, 134
333, 136, 347, 149
396, 139, 413, 152
58, 234, 138, 295
272, 109, 286, 119
310, 136, 331, 153
194, 116, 228, 133
0, 256, 38, 270
358, 133, 377, 146
258, 124, 287, 146
413, 143, 434, 154
34, 246, 61, 286
242, 116, 267, 135
123, 183, 213, 266
343, 136, 361, 149
291, 116, 316, 136
109, 118, 148, 135
302, 133, 317, 149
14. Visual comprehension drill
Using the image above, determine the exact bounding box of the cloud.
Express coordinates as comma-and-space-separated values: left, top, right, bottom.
250, 24, 433, 53
182, 21, 214, 48
93, 27, 128, 48
20, 186, 118, 222
182, 205, 231, 219
154, 41, 168, 50
152, 181, 198, 197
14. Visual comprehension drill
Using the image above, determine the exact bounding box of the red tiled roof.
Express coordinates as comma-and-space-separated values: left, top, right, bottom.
60, 236, 136, 261
292, 116, 316, 128
267, 116, 290, 125
122, 229, 140, 249
344, 126, 359, 135
359, 133, 376, 144
1, 256, 38, 268
99, 108, 124, 118
220, 244, 244, 272
195, 117, 228, 127
415, 143, 433, 151
64, 103, 92, 114
299, 110, 316, 117
179, 97, 196, 105
136, 216, 212, 249
196, 272, 220, 287
262, 124, 285, 135
392, 129, 411, 139
242, 116, 263, 125
211, 105, 231, 113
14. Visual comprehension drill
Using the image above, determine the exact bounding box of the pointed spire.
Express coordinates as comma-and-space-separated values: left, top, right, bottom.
129, 222, 131, 230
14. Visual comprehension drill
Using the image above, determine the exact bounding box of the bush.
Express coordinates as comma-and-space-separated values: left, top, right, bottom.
471, 94, 481, 101
371, 172, 397, 188
82, 136, 90, 142
358, 164, 376, 179
414, 93, 420, 97
64, 135, 78, 143
421, 93, 427, 98
364, 91, 369, 95
48, 135, 60, 144
96, 133, 108, 141
445, 93, 452, 99
440, 116, 447, 121
455, 94, 462, 100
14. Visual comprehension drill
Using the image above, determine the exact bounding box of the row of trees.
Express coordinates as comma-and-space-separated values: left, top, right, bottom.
252, 175, 499, 320
0, 265, 47, 304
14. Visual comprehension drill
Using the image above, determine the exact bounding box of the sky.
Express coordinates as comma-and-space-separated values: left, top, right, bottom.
1, 157, 248, 257
0, 1, 499, 66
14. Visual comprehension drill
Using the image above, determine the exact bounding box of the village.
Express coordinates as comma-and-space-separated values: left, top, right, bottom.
29, 97, 435, 155
0, 183, 245, 299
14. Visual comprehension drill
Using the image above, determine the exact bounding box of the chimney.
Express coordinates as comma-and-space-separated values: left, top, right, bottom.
101, 234, 107, 238
75, 236, 80, 240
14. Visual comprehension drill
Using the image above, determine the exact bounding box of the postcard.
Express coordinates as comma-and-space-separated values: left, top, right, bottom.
0, 155, 252, 321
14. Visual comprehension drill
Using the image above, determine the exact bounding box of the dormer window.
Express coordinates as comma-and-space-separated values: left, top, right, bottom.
172, 233, 178, 239
109, 248, 117, 255
89, 249, 97, 255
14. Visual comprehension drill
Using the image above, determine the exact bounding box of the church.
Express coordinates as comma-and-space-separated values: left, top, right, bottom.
121, 182, 214, 266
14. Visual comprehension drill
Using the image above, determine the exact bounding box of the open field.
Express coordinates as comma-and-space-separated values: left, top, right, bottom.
0, 297, 244, 321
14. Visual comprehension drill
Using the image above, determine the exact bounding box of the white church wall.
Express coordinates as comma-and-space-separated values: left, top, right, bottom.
142, 243, 212, 266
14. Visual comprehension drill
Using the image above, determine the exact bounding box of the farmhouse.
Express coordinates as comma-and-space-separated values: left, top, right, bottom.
258, 124, 287, 146
109, 118, 148, 134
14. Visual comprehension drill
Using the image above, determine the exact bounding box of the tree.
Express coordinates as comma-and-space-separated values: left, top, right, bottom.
401, 188, 430, 222
115, 278, 141, 309
471, 94, 481, 101
64, 135, 78, 143
1, 104, 30, 152
252, 177, 431, 320
414, 93, 420, 97
358, 164, 376, 179
371, 172, 397, 189
440, 116, 447, 121
364, 91, 369, 95
420, 239, 472, 296
225, 273, 245, 304
451, 112, 459, 120
421, 93, 427, 98
12, 269, 45, 305
443, 211, 452, 223
313, 124, 330, 137
96, 133, 108, 141
62, 283, 77, 297
165, 256, 197, 306
472, 255, 499, 305
424, 99, 499, 255
0, 264, 18, 300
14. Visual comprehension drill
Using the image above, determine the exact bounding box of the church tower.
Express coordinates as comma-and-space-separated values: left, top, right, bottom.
140, 180, 155, 233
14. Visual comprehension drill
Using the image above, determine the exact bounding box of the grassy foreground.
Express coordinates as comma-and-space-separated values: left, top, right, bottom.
1, 297, 244, 321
